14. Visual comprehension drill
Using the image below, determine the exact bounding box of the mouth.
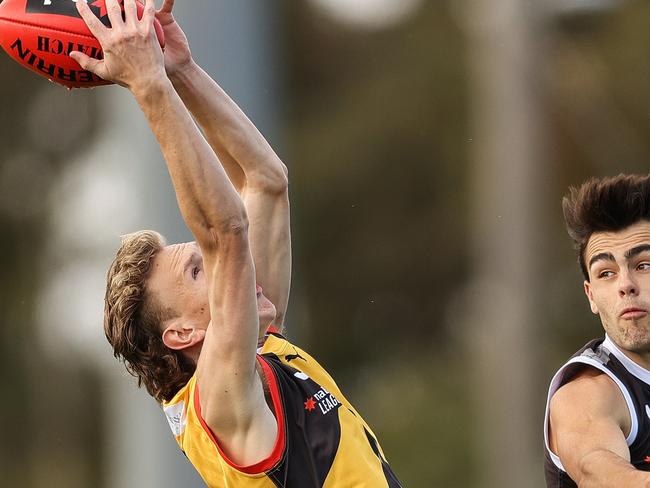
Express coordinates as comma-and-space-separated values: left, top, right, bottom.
620, 307, 648, 320
256, 284, 263, 298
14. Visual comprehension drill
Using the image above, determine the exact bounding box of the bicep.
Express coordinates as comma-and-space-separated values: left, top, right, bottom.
550, 372, 632, 482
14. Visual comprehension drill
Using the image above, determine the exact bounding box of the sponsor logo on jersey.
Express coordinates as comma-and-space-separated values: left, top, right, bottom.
286, 352, 306, 363
163, 401, 186, 437
582, 346, 611, 366
305, 386, 341, 415
304, 397, 316, 411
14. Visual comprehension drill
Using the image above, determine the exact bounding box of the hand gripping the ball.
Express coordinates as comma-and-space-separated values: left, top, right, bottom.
155, 0, 193, 78
70, 0, 166, 92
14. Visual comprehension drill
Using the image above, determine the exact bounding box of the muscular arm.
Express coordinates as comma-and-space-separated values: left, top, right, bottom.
170, 62, 291, 331
154, 1, 290, 330
549, 369, 650, 487
73, 0, 276, 464
140, 83, 276, 461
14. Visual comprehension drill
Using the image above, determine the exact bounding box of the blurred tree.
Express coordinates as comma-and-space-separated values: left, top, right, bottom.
282, 1, 475, 485
0, 54, 102, 487
281, 0, 650, 486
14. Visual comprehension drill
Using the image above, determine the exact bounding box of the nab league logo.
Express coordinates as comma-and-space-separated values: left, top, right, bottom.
26, 0, 118, 26
304, 386, 341, 415
294, 371, 341, 416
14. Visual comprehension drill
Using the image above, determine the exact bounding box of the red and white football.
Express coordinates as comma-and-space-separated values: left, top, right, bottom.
0, 0, 165, 88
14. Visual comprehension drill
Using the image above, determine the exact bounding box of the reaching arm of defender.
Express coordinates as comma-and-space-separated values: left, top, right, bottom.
549, 369, 650, 488
72, 0, 277, 464
155, 0, 291, 331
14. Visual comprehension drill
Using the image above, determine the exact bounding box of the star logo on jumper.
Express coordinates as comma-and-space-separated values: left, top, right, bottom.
645, 455, 650, 464
304, 397, 316, 412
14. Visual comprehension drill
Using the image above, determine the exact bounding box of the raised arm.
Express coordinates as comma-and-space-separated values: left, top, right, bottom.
549, 369, 650, 487
72, 0, 276, 464
156, 0, 291, 331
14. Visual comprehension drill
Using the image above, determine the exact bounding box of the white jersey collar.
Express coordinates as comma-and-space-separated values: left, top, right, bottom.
603, 334, 650, 385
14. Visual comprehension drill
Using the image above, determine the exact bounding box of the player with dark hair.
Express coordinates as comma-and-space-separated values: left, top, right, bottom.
544, 173, 650, 487
70, 0, 403, 486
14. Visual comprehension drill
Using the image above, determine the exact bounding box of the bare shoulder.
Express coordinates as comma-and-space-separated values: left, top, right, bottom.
551, 367, 627, 419
549, 365, 632, 459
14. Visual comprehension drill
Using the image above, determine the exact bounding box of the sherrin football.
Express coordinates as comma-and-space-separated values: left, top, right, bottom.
0, 0, 165, 88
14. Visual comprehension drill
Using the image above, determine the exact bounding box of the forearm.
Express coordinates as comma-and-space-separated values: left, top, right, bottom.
132, 78, 246, 243
169, 61, 287, 191
170, 61, 291, 325
575, 450, 650, 488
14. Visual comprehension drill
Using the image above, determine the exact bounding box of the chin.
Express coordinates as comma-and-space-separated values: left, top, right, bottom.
255, 291, 276, 331
614, 324, 650, 352
260, 309, 276, 326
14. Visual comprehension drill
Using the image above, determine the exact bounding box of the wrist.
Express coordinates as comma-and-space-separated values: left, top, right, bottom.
168, 59, 200, 87
130, 75, 175, 105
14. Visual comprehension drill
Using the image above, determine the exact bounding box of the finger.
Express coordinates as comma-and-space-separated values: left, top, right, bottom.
142, 0, 156, 25
76, 0, 108, 40
104, 0, 125, 27
158, 0, 175, 14
123, 0, 137, 25
69, 51, 105, 77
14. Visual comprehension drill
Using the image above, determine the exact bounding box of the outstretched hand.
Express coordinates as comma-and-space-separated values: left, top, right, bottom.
155, 0, 193, 77
70, 0, 166, 92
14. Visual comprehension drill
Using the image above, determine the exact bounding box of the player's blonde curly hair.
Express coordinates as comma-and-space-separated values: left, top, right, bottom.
104, 230, 195, 403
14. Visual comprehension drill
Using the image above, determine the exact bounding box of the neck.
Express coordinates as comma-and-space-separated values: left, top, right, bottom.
604, 335, 650, 379
184, 343, 202, 366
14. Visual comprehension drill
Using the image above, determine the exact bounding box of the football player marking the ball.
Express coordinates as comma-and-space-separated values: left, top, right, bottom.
71, 0, 403, 486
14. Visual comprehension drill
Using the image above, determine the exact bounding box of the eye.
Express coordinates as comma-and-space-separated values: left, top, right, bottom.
598, 270, 615, 279
192, 266, 200, 280
638, 262, 650, 271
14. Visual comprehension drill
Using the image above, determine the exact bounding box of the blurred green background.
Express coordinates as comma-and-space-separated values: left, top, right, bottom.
1, 0, 649, 486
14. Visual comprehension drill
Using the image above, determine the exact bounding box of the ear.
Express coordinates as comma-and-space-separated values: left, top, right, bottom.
162, 321, 207, 351
583, 280, 599, 315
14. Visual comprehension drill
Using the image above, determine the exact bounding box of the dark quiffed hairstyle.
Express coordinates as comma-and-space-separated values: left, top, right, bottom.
563, 173, 650, 281
104, 231, 195, 403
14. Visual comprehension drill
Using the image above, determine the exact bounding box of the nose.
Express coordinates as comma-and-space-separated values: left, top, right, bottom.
618, 271, 639, 298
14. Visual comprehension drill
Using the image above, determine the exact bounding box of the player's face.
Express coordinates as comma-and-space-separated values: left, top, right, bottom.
584, 221, 650, 362
147, 241, 277, 337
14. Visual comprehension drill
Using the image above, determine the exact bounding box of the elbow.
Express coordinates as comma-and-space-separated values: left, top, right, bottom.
576, 450, 600, 486
279, 161, 289, 183
277, 163, 289, 190
264, 168, 289, 195
575, 449, 625, 488
248, 159, 289, 195
199, 210, 249, 251
215, 212, 249, 237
